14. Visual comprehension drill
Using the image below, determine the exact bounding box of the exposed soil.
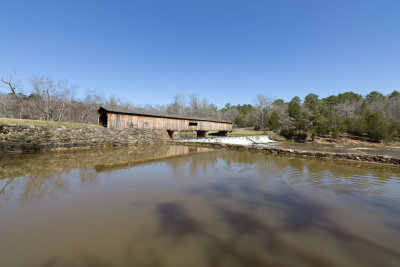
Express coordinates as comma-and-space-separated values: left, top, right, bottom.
309, 135, 400, 149
176, 140, 400, 166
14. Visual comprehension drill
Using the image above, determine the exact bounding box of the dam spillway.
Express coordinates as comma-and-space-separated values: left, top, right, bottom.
179, 135, 276, 145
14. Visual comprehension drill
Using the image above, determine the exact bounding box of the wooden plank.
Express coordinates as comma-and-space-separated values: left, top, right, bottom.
104, 112, 232, 131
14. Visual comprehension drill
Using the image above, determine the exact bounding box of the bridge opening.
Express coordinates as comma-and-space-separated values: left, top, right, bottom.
99, 113, 108, 127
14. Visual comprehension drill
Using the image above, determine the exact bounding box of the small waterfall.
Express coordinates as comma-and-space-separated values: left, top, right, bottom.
246, 135, 276, 144
180, 135, 276, 145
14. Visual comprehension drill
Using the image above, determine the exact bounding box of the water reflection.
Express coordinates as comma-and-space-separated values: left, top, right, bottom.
0, 145, 213, 179
122, 181, 400, 266
0, 145, 213, 206
124, 193, 400, 266
1, 146, 400, 207
1, 145, 400, 266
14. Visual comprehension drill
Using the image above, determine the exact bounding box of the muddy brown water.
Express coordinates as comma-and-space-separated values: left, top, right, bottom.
0, 145, 400, 267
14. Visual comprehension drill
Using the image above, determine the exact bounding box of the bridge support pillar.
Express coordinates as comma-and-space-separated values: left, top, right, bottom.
216, 131, 229, 136
167, 130, 177, 139
197, 131, 208, 137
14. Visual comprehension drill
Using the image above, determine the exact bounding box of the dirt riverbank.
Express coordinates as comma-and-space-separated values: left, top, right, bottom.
176, 140, 400, 166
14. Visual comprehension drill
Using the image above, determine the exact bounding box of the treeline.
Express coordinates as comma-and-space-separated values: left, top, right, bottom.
1, 75, 399, 141
0, 76, 102, 123
0, 76, 224, 124
222, 91, 400, 141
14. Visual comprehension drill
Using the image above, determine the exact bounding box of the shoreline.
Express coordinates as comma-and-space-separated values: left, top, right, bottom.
0, 124, 170, 153
175, 140, 400, 166
308, 137, 400, 149
1, 123, 399, 166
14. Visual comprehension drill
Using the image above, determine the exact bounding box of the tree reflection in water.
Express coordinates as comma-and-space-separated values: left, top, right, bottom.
1, 145, 400, 207
0, 145, 214, 207
0, 145, 400, 266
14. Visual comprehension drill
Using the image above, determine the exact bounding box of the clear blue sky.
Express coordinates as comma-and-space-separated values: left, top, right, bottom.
1, 0, 399, 107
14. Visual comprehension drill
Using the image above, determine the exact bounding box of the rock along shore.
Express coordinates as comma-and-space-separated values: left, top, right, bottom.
176, 141, 400, 166
0, 124, 170, 152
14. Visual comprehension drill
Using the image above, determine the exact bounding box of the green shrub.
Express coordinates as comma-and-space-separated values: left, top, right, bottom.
268, 111, 280, 130
294, 132, 307, 141
346, 117, 366, 136
280, 129, 294, 139
365, 112, 388, 141
330, 128, 340, 139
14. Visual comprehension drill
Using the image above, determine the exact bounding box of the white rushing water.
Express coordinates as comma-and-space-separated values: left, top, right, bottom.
180, 135, 276, 145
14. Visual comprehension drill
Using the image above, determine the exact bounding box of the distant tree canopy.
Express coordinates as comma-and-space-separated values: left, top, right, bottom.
219, 90, 400, 141
1, 73, 399, 141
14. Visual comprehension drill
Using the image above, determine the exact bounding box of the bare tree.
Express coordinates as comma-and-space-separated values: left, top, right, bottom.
31, 77, 75, 121
171, 94, 185, 115
221, 103, 240, 122
31, 77, 56, 120
189, 94, 199, 116
0, 75, 32, 118
199, 97, 209, 117
271, 101, 290, 128
387, 97, 400, 121
78, 91, 102, 123
55, 80, 75, 121
0, 93, 13, 118
253, 94, 273, 129
105, 96, 120, 108
334, 99, 362, 118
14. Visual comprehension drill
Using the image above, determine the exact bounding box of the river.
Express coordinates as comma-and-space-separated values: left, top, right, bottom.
0, 145, 399, 266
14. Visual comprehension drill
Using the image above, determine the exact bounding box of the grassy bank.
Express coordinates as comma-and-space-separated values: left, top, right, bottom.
227, 129, 263, 136
0, 118, 100, 128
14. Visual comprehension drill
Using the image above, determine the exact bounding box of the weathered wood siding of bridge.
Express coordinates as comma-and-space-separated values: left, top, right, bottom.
98, 107, 232, 136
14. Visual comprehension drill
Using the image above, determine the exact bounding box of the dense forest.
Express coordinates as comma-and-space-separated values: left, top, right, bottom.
1, 75, 399, 142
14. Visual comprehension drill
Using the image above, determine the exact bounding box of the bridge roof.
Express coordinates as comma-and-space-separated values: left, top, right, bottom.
98, 106, 232, 124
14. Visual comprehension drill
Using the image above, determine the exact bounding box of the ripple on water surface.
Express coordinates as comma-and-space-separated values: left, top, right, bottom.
0, 145, 399, 267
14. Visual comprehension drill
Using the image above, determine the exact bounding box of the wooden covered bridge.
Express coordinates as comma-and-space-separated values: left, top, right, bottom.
98, 106, 233, 137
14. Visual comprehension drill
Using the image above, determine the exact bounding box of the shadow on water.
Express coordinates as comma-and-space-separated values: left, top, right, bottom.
0, 145, 400, 266
122, 200, 338, 267
123, 175, 400, 266
42, 255, 112, 267
122, 202, 275, 267
186, 178, 400, 266
157, 203, 200, 240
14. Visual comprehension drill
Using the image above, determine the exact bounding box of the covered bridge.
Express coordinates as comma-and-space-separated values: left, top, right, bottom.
98, 106, 233, 137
